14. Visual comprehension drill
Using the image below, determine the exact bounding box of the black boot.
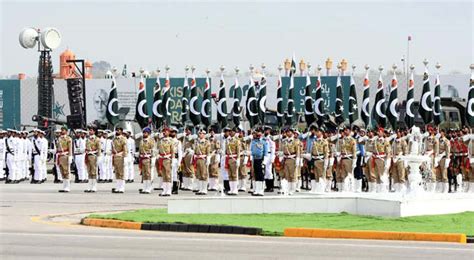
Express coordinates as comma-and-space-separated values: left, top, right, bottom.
265, 179, 274, 192
223, 180, 230, 193
172, 181, 179, 194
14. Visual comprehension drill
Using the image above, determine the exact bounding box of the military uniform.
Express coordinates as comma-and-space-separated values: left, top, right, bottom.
181, 135, 195, 190
112, 134, 128, 193
208, 135, 221, 191
85, 134, 101, 192
436, 135, 450, 192
391, 137, 408, 192
424, 134, 439, 192
281, 136, 300, 194
311, 137, 329, 193
74, 134, 87, 182
326, 136, 337, 192
250, 136, 268, 196
238, 136, 250, 191
465, 134, 474, 192
57, 134, 73, 192
372, 136, 391, 192
225, 136, 241, 194
157, 136, 175, 196
139, 136, 155, 193
194, 137, 211, 195
337, 135, 357, 192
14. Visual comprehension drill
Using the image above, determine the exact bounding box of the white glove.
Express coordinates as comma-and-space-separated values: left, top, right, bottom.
68, 156, 73, 164
302, 153, 312, 161
206, 157, 211, 166
404, 160, 408, 168
434, 157, 439, 168
384, 159, 391, 174
277, 151, 284, 157
295, 158, 301, 167
236, 159, 241, 168
243, 156, 248, 165
380, 174, 389, 184
444, 158, 450, 170
352, 160, 357, 171
215, 154, 221, 163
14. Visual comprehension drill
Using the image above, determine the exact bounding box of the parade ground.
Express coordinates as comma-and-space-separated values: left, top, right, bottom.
1, 176, 473, 259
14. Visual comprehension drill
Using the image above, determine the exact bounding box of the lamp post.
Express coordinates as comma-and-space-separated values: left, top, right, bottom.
340, 59, 348, 76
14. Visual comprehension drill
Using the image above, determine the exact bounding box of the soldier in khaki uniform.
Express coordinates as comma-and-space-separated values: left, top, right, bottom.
372, 128, 391, 193
436, 129, 451, 193
336, 126, 357, 192
153, 133, 163, 190
138, 127, 155, 194
423, 126, 439, 192
325, 131, 337, 192
157, 128, 175, 196
310, 127, 329, 193
181, 127, 195, 191
363, 129, 377, 192
238, 132, 250, 192
84, 126, 101, 193
194, 129, 211, 195
465, 129, 474, 193
225, 130, 241, 195
57, 126, 73, 192
391, 130, 408, 193
208, 129, 221, 191
281, 128, 301, 195
111, 127, 128, 193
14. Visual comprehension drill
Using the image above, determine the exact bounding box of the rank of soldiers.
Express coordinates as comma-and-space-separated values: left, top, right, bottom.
1, 124, 474, 196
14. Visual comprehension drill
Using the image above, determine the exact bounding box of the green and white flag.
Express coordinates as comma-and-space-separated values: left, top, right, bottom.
334, 74, 345, 125
466, 68, 474, 127
314, 70, 325, 125
285, 55, 296, 127
189, 72, 201, 126
303, 71, 315, 127
232, 76, 242, 127
433, 72, 442, 125
418, 67, 432, 124
181, 72, 190, 126
348, 73, 359, 125
217, 72, 228, 128
152, 75, 163, 129
360, 70, 370, 127
135, 77, 149, 128
276, 72, 284, 128
201, 74, 212, 127
404, 71, 415, 128
258, 74, 267, 125
386, 72, 399, 129
106, 78, 120, 126
373, 73, 386, 128
246, 75, 259, 128
161, 72, 171, 126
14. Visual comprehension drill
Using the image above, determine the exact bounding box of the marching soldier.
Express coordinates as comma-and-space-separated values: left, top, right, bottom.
372, 128, 391, 193
111, 127, 128, 193
436, 129, 451, 193
423, 126, 439, 192
84, 126, 101, 193
336, 126, 357, 192
105, 130, 114, 183
310, 126, 329, 193
225, 128, 241, 195
139, 127, 155, 194
97, 130, 107, 183
193, 129, 211, 195
157, 128, 175, 196
391, 129, 408, 193
250, 127, 268, 196
280, 128, 301, 195
208, 128, 221, 191
57, 126, 73, 192
51, 129, 63, 183
6, 130, 20, 183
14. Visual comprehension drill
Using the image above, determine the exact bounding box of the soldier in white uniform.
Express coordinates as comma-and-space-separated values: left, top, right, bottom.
6, 130, 19, 183
50, 129, 63, 183
169, 127, 183, 194
97, 130, 106, 182
124, 130, 136, 183
73, 130, 87, 183
0, 130, 6, 181
104, 130, 114, 182
263, 126, 276, 192
31, 129, 45, 183
213, 127, 232, 193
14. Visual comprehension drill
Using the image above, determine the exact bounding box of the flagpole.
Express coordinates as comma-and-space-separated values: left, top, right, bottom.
406, 36, 411, 95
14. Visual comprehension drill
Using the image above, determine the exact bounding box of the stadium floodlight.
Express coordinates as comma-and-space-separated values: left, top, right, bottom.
19, 27, 61, 51
19, 27, 39, 49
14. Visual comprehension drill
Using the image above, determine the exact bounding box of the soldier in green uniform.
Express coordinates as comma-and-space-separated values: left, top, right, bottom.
111, 127, 128, 193
157, 128, 175, 196
84, 126, 101, 193
58, 126, 73, 192
139, 127, 155, 194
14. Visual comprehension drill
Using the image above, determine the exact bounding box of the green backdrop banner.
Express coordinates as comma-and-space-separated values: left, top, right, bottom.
0, 80, 21, 129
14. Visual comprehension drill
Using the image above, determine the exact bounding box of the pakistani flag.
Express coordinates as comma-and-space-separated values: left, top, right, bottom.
135, 77, 149, 128
303, 72, 315, 127
348, 74, 359, 125
246, 76, 259, 128
466, 69, 474, 127
314, 70, 325, 125
285, 56, 296, 126
361, 70, 370, 127
201, 74, 211, 127
161, 72, 171, 126
386, 73, 399, 129
418, 68, 432, 124
258, 75, 267, 125
373, 73, 387, 128
232, 76, 242, 127
189, 73, 201, 126
405, 70, 415, 128
181, 73, 190, 126
217, 73, 228, 128
334, 74, 344, 125
152, 75, 163, 129
106, 78, 120, 126
433, 73, 442, 125
276, 72, 284, 128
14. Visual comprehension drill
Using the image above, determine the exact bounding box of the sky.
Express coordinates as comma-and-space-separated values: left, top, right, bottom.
0, 0, 473, 77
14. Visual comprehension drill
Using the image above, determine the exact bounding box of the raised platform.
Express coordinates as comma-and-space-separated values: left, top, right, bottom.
167, 193, 474, 217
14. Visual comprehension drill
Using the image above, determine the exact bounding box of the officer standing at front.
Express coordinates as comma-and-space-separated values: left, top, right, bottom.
250, 127, 268, 196
84, 126, 101, 193
111, 127, 128, 193
57, 127, 73, 192
139, 127, 155, 194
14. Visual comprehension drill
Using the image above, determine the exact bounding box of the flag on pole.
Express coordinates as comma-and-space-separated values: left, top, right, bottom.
232, 75, 242, 127
285, 55, 296, 127
258, 74, 267, 125
361, 69, 370, 127
386, 72, 399, 129
405, 70, 415, 128
135, 77, 149, 128
246, 75, 259, 128
276, 71, 284, 128
181, 71, 190, 126
201, 73, 212, 127
106, 78, 120, 126
466, 67, 474, 127
314, 69, 325, 125
303, 71, 315, 127
334, 74, 345, 125
418, 67, 432, 124
433, 72, 442, 125
348, 73, 359, 125
189, 71, 201, 126
217, 72, 228, 128
161, 71, 171, 126
373, 72, 387, 128
152, 75, 163, 129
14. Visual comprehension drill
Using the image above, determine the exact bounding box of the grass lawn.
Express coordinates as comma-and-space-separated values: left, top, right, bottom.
90, 209, 474, 236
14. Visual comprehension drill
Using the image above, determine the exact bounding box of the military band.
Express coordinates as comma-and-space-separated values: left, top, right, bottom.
2, 123, 474, 196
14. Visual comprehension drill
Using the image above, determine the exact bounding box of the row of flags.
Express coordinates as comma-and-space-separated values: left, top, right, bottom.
106, 61, 474, 131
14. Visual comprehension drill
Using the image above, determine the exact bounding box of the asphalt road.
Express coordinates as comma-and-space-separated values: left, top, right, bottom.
1, 175, 473, 259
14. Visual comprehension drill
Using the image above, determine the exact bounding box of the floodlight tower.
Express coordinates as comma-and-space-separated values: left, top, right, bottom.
19, 27, 61, 127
